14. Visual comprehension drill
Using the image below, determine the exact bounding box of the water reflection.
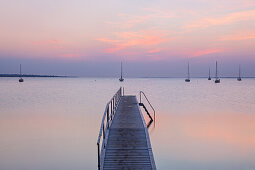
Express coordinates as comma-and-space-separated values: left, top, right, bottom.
0, 78, 255, 169
151, 112, 255, 169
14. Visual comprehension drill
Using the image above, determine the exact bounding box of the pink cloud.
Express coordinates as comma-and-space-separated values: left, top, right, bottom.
219, 33, 255, 41
104, 46, 123, 53
95, 38, 121, 44
117, 31, 166, 46
32, 39, 67, 49
192, 48, 223, 57
60, 53, 83, 59
147, 48, 163, 54
97, 30, 171, 54
120, 9, 173, 29
186, 9, 255, 30
32, 39, 66, 45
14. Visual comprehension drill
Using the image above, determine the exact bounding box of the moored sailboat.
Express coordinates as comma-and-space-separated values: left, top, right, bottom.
208, 67, 211, 80
119, 62, 124, 82
215, 61, 220, 83
185, 62, 190, 82
19, 64, 24, 82
237, 64, 242, 81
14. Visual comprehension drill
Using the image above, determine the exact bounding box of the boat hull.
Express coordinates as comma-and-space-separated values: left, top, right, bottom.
215, 79, 220, 83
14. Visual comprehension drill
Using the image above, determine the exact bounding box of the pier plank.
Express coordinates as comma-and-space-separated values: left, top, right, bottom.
102, 96, 156, 169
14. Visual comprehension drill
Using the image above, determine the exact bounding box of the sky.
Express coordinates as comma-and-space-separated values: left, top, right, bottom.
0, 0, 255, 77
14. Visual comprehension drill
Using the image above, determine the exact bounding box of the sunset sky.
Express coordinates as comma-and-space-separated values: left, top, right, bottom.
1, 0, 255, 77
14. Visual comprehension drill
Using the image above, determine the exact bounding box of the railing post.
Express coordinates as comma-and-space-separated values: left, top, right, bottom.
111, 101, 113, 120
139, 91, 156, 122
97, 143, 100, 170
140, 91, 141, 103
103, 124, 105, 139
113, 96, 115, 115
115, 95, 117, 108
107, 106, 109, 128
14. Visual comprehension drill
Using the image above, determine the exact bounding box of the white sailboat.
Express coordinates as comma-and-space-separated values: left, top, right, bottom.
215, 61, 220, 83
185, 62, 190, 82
237, 64, 242, 81
208, 67, 211, 80
119, 62, 124, 82
19, 64, 24, 82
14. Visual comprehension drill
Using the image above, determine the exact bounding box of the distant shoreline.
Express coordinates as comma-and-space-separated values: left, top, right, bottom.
139, 76, 255, 78
0, 74, 70, 77
0, 74, 254, 78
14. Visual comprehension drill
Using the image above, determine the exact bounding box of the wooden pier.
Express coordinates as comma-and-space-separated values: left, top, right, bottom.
97, 88, 156, 169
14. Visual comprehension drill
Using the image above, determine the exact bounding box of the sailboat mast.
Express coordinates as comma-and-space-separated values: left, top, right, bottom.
239, 64, 241, 78
215, 61, 218, 79
188, 62, 190, 79
20, 64, 22, 78
120, 62, 123, 79
209, 67, 210, 77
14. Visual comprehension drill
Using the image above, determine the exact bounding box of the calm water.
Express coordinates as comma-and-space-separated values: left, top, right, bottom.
0, 77, 255, 170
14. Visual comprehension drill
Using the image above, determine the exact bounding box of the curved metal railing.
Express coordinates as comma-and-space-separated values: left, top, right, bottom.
97, 87, 123, 169
139, 91, 156, 122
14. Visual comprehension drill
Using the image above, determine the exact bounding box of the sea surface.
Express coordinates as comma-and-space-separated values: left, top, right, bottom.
0, 77, 255, 170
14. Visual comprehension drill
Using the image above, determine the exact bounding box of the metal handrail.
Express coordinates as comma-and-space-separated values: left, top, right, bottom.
139, 91, 156, 122
97, 87, 123, 169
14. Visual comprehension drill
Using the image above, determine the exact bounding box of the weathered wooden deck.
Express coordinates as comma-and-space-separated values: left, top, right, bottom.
102, 95, 156, 169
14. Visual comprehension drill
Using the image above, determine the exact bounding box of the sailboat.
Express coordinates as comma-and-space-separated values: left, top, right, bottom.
185, 62, 190, 82
215, 61, 220, 83
19, 64, 24, 82
119, 62, 124, 82
208, 67, 211, 80
237, 64, 242, 81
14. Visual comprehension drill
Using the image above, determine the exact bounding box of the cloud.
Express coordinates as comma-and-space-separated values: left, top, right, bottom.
60, 53, 83, 59
219, 32, 255, 41
106, 9, 174, 29
186, 9, 255, 30
97, 30, 171, 54
120, 15, 151, 29
116, 31, 166, 46
215, 0, 255, 11
32, 39, 67, 49
96, 38, 121, 44
192, 48, 223, 57
147, 48, 163, 54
